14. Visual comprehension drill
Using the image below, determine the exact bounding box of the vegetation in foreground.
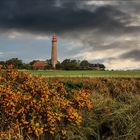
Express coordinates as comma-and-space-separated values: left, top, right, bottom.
0, 66, 140, 140
0, 66, 93, 139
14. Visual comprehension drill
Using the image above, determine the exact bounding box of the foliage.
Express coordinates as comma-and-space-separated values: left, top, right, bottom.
80, 60, 89, 69
48, 77, 140, 140
60, 59, 105, 70
61, 59, 80, 70
5, 58, 25, 69
64, 81, 83, 90
0, 65, 93, 139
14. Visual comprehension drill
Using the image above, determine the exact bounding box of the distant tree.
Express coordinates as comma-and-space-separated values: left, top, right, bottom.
24, 64, 33, 70
55, 61, 61, 69
45, 59, 61, 69
70, 59, 80, 69
5, 58, 24, 69
0, 61, 5, 65
88, 63, 105, 70
3, 58, 106, 70
44, 60, 52, 69
80, 60, 89, 69
46, 59, 52, 65
0, 61, 6, 68
61, 59, 80, 70
98, 64, 106, 70
29, 60, 38, 65
61, 59, 71, 70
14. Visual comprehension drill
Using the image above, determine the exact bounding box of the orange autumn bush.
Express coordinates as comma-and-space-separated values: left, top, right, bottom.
0, 66, 93, 139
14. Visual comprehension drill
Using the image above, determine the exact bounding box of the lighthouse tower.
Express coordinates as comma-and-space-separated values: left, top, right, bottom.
51, 33, 57, 68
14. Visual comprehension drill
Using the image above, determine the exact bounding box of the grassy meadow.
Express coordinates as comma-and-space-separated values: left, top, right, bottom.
30, 70, 140, 77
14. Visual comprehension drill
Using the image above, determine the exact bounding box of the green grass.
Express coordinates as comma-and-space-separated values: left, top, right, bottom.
28, 70, 140, 77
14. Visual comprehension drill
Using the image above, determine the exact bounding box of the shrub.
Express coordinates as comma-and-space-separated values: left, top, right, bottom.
0, 66, 93, 139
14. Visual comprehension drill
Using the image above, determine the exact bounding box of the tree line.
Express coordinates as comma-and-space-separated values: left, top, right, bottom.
0, 58, 105, 70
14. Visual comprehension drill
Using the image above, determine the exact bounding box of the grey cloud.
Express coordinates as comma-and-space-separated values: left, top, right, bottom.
0, 0, 140, 68
0, 0, 132, 34
120, 50, 140, 61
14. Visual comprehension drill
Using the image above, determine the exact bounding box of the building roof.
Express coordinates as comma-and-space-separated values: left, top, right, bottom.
32, 61, 48, 67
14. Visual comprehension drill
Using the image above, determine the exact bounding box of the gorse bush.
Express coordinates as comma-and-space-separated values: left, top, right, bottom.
0, 65, 93, 139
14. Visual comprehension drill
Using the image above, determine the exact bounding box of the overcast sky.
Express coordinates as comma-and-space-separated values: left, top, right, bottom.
0, 0, 140, 70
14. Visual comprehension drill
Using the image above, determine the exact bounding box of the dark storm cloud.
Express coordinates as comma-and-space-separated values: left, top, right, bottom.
0, 0, 140, 69
120, 50, 140, 62
0, 0, 130, 34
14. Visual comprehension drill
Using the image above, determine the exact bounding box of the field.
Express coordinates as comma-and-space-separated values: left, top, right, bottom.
1, 68, 140, 140
30, 70, 140, 77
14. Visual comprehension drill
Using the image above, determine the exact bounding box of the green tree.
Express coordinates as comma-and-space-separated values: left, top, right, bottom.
80, 60, 89, 69
6, 58, 24, 69
61, 59, 80, 70
98, 64, 106, 70
0, 61, 5, 68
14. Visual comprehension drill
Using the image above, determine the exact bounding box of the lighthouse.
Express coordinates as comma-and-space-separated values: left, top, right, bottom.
51, 33, 57, 68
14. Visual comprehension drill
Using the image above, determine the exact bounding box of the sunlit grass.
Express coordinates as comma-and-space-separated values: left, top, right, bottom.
29, 70, 140, 77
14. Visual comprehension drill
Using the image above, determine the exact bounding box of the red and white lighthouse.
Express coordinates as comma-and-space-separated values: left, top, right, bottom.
51, 33, 57, 68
